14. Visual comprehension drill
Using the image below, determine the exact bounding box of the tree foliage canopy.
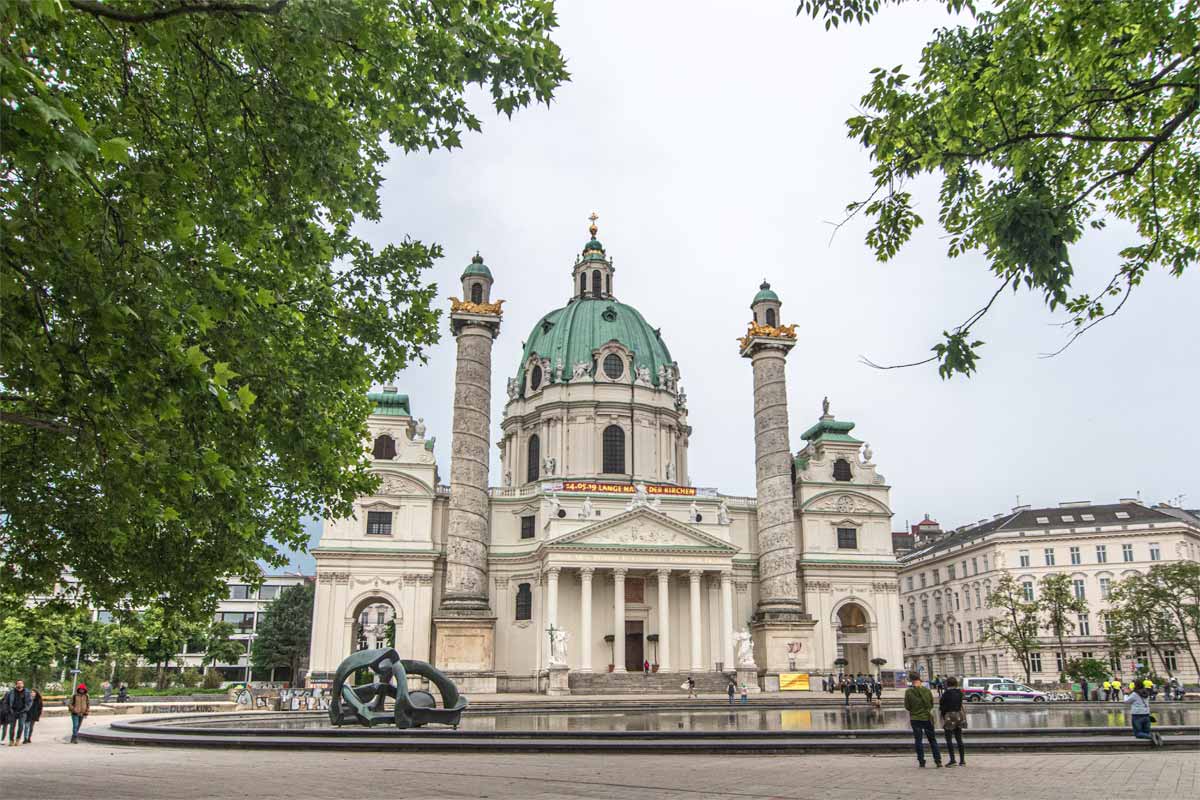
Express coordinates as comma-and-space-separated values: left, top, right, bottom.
798, 0, 1198, 377
251, 580, 312, 679
982, 572, 1040, 683
1, 1, 568, 613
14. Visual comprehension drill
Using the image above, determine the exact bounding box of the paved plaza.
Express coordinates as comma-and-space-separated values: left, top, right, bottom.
5, 714, 1196, 800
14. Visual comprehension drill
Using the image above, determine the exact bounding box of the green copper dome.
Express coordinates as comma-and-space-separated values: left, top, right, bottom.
461, 252, 493, 280
515, 298, 675, 395
751, 280, 779, 306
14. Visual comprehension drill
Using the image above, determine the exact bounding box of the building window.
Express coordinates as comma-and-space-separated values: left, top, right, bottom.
954, 592, 960, 611
933, 568, 941, 584
259, 585, 280, 601
948, 564, 956, 579
1070, 546, 1081, 565
832, 458, 852, 481
1056, 652, 1065, 673
1135, 649, 1149, 670
219, 611, 255, 633
228, 584, 253, 600
962, 590, 969, 610
372, 434, 396, 460
520, 516, 535, 539
956, 623, 963, 643
1164, 651, 1177, 672
900, 605, 905, 621
1078, 613, 1090, 636
1019, 550, 1030, 567
971, 557, 978, 575
1122, 543, 1134, 562
1044, 548, 1055, 566
1099, 577, 1111, 599
606, 273, 611, 295
603, 353, 624, 380
905, 576, 914, 591
602, 425, 625, 474
1073, 579, 1086, 600
974, 586, 982, 607
836, 527, 858, 549
920, 573, 927, 589
1149, 542, 1161, 561
515, 583, 532, 621
96, 610, 114, 624
1096, 544, 1107, 563
592, 269, 601, 297
921, 599, 929, 617
376, 609, 386, 625
530, 364, 543, 391
961, 560, 967, 577
967, 622, 974, 643
765, 307, 776, 327
580, 273, 587, 295
528, 434, 542, 484
470, 282, 483, 304
1030, 652, 1043, 673
366, 510, 393, 536
1022, 581, 1034, 602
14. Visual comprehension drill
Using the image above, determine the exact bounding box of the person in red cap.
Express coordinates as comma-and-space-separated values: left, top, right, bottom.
68, 683, 90, 743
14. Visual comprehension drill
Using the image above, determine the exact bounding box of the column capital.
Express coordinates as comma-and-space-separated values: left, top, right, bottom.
612, 567, 628, 580
688, 569, 704, 580
719, 569, 734, 583
579, 567, 595, 579
656, 568, 672, 580
544, 566, 561, 578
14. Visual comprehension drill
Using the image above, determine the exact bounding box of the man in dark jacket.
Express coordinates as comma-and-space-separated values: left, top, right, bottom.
22, 689, 43, 743
4, 680, 31, 745
904, 672, 942, 767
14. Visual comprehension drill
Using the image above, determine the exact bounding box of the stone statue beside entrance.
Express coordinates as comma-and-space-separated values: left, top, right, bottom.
734, 628, 756, 668
548, 626, 570, 666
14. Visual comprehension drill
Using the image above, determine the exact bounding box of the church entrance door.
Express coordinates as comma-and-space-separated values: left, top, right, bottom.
625, 621, 644, 672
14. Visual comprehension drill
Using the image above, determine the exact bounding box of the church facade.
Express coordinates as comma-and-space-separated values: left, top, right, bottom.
308, 221, 903, 692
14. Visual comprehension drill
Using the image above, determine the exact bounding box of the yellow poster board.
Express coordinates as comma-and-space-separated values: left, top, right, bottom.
779, 672, 810, 691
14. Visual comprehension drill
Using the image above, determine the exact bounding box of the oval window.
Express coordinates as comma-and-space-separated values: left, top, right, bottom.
530, 365, 543, 390
603, 353, 624, 380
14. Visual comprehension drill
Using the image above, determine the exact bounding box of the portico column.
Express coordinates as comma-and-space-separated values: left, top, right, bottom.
720, 571, 735, 670
689, 570, 704, 672
656, 568, 671, 672
579, 568, 594, 672
545, 567, 560, 631
613, 568, 627, 672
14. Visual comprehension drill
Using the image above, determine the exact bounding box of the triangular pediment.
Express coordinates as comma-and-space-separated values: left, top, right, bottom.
545, 508, 738, 553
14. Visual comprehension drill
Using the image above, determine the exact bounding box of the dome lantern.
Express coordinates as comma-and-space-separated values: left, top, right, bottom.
750, 279, 783, 328
461, 252, 494, 305
572, 212, 615, 300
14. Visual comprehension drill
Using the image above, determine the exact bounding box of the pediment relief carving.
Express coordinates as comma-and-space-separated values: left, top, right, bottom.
547, 508, 736, 552
804, 491, 889, 515
373, 472, 431, 497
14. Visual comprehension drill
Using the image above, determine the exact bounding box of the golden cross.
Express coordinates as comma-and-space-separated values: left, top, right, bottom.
588, 212, 599, 224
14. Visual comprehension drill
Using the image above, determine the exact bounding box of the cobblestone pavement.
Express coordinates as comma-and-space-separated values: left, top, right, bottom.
5, 715, 1196, 800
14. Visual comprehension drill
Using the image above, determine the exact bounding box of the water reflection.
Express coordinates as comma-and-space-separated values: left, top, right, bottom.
169, 705, 1198, 733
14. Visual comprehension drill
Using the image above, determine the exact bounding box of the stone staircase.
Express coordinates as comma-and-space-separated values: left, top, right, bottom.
568, 671, 733, 695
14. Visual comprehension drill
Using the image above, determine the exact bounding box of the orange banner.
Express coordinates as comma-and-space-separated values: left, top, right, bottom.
560, 481, 697, 497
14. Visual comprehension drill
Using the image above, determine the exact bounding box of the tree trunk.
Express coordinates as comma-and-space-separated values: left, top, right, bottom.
1170, 609, 1200, 676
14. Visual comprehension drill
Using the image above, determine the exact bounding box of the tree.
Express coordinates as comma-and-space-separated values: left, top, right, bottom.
1, 2, 568, 614
200, 620, 245, 670
1036, 573, 1087, 676
1141, 561, 1200, 675
1106, 571, 1185, 677
1064, 656, 1109, 687
797, 0, 1198, 378
0, 601, 79, 687
981, 573, 1039, 683
251, 581, 313, 682
137, 606, 198, 689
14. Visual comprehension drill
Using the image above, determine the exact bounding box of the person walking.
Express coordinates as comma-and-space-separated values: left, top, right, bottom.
1079, 678, 1090, 703
22, 688, 42, 744
68, 683, 90, 744
905, 671, 942, 768
0, 689, 11, 746
842, 677, 853, 707
4, 680, 31, 746
727, 678, 737, 706
1123, 680, 1161, 746
940, 676, 967, 767
685, 675, 697, 699
643, 659, 650, 677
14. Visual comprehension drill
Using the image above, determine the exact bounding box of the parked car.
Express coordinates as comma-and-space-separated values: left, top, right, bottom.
984, 681, 1048, 703
962, 676, 1008, 702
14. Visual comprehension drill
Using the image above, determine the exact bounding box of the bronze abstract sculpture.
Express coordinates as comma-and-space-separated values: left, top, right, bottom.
328, 648, 467, 729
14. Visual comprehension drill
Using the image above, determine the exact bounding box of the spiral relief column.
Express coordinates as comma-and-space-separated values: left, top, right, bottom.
433, 254, 503, 693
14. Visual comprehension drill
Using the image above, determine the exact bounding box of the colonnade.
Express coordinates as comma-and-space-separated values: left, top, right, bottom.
543, 566, 736, 673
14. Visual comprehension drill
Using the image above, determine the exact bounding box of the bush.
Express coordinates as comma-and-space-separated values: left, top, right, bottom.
202, 669, 224, 689
179, 668, 202, 688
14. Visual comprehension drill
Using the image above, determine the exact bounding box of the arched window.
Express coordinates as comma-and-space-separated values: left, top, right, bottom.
765, 308, 776, 327
527, 434, 540, 483
515, 583, 532, 620
530, 364, 543, 391
470, 282, 483, 304
602, 425, 625, 474
580, 273, 587, 296
592, 270, 601, 297
605, 273, 611, 295
833, 458, 852, 481
372, 435, 396, 460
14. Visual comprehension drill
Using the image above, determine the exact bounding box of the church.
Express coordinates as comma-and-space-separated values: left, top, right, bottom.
307, 219, 903, 693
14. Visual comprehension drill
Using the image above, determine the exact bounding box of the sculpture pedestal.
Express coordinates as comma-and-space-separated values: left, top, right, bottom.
751, 616, 816, 692
736, 667, 761, 693
433, 615, 497, 694
546, 665, 570, 696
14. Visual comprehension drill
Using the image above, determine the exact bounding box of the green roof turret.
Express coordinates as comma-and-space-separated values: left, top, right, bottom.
751, 279, 780, 306
460, 251, 493, 280
367, 386, 411, 417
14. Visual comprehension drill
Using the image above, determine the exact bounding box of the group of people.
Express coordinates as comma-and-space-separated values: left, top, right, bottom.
0, 681, 91, 745
823, 673, 883, 705
1102, 677, 1184, 702
903, 672, 1167, 767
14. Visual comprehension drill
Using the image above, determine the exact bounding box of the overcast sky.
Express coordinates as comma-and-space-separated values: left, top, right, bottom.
289, 1, 1198, 571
